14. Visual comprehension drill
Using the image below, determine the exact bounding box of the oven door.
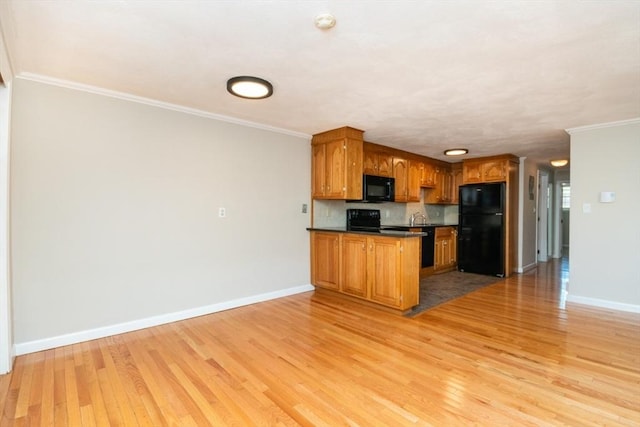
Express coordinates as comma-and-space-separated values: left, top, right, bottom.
421, 229, 435, 268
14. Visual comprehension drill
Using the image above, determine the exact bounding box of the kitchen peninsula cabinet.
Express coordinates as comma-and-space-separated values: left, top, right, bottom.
310, 232, 340, 290
310, 230, 420, 312
368, 236, 416, 308
312, 127, 364, 200
341, 234, 368, 298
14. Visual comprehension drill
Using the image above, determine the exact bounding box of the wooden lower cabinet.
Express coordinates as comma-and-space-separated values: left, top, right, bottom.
368, 236, 405, 307
434, 227, 457, 273
310, 232, 340, 290
341, 234, 369, 298
311, 231, 420, 311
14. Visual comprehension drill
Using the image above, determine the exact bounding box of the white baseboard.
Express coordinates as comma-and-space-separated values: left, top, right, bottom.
15, 284, 315, 356
515, 262, 537, 274
566, 294, 640, 314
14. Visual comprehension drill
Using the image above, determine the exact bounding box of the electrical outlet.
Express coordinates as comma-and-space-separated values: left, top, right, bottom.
302, 203, 308, 213
218, 207, 226, 218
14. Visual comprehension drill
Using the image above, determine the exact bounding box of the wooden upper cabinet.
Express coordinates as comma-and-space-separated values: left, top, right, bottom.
393, 157, 420, 202
312, 127, 364, 200
463, 156, 516, 184
424, 164, 453, 204
482, 160, 508, 182
363, 145, 393, 177
451, 163, 463, 204
393, 157, 409, 202
463, 161, 483, 183
420, 161, 436, 187
311, 143, 326, 198
407, 160, 421, 201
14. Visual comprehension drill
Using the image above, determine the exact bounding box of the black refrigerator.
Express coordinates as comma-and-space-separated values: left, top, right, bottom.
458, 182, 505, 277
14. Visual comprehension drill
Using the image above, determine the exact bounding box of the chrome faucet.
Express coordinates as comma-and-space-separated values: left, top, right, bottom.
410, 211, 427, 226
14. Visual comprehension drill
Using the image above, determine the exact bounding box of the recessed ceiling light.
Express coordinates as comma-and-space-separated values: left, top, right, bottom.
550, 159, 569, 167
314, 13, 336, 29
227, 76, 273, 99
444, 148, 469, 156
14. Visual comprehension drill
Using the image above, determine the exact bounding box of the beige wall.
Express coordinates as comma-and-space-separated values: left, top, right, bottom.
568, 119, 640, 309
10, 78, 312, 345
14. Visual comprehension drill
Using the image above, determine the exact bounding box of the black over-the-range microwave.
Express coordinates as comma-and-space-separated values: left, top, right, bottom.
360, 174, 395, 202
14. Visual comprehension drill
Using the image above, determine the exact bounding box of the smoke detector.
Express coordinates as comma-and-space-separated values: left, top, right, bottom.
315, 13, 336, 30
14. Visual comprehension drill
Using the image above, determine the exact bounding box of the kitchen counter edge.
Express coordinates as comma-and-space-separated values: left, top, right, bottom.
307, 227, 429, 237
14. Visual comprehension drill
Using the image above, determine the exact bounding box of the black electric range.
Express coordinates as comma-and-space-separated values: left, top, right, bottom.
346, 209, 381, 232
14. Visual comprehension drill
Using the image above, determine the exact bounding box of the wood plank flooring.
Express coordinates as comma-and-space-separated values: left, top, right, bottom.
1, 256, 639, 426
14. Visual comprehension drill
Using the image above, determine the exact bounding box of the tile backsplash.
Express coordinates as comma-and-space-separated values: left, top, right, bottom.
312, 196, 459, 228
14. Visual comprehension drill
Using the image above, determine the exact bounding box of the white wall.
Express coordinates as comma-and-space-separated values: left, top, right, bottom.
10, 78, 312, 351
518, 157, 538, 272
568, 119, 640, 311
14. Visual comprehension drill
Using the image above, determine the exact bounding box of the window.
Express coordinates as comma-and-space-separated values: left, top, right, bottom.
561, 184, 571, 210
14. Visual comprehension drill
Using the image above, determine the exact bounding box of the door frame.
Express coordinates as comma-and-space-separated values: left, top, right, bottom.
537, 170, 550, 262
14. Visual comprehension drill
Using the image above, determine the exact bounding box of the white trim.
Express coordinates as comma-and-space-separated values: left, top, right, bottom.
515, 261, 537, 274
0, 81, 13, 374
15, 73, 312, 140
15, 284, 315, 355
517, 156, 526, 273
567, 295, 640, 314
565, 118, 640, 134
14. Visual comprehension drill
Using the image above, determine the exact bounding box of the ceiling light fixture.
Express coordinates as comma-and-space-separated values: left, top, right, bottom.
444, 148, 469, 156
550, 159, 569, 167
227, 76, 273, 99
314, 13, 336, 29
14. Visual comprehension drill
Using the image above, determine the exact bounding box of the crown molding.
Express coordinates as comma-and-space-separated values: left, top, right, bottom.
565, 117, 640, 134
15, 73, 311, 140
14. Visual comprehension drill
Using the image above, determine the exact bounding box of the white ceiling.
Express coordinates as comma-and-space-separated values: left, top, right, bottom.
1, 1, 639, 166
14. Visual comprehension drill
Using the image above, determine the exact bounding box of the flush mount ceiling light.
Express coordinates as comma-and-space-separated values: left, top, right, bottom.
444, 148, 469, 156
226, 76, 273, 99
550, 159, 569, 167
314, 13, 336, 29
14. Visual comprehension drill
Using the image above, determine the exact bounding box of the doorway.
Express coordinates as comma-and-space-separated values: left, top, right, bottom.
537, 170, 550, 262
559, 182, 571, 256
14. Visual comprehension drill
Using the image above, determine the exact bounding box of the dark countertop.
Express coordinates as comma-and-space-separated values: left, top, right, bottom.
381, 223, 458, 229
306, 227, 428, 237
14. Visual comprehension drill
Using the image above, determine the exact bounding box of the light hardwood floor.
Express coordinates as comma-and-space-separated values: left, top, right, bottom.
1, 256, 639, 426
